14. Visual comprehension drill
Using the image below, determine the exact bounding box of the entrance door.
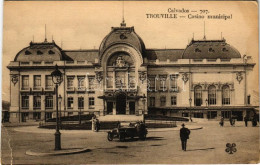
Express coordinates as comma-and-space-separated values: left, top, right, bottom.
107, 102, 113, 115
116, 93, 126, 114
129, 102, 135, 115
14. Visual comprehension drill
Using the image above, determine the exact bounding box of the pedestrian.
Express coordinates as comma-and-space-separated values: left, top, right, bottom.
180, 123, 190, 151
219, 117, 224, 127
232, 118, 236, 126
229, 116, 233, 126
95, 119, 100, 132
252, 115, 257, 127
244, 116, 248, 127
117, 121, 121, 128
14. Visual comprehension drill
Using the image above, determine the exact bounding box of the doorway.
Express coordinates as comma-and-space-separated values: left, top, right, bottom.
107, 102, 113, 115
129, 102, 135, 115
116, 93, 126, 114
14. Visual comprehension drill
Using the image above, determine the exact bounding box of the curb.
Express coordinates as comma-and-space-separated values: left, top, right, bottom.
25, 148, 90, 156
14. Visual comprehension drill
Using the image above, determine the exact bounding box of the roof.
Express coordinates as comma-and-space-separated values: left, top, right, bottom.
146, 49, 184, 61
182, 39, 241, 59
14, 40, 72, 62
62, 50, 98, 62
99, 22, 146, 56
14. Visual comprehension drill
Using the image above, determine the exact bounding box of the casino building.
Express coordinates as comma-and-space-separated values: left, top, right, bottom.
7, 21, 256, 122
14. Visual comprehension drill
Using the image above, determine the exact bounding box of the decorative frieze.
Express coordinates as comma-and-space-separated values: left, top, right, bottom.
139, 71, 147, 84
236, 72, 243, 84
182, 73, 189, 84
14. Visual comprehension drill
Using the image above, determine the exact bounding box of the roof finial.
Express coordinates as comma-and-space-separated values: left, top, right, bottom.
221, 32, 223, 40
44, 24, 47, 42
120, 1, 126, 27
61, 40, 63, 49
192, 32, 194, 40
33, 35, 34, 42
203, 21, 206, 40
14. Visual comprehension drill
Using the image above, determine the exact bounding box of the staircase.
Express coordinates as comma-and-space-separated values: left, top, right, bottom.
98, 115, 144, 122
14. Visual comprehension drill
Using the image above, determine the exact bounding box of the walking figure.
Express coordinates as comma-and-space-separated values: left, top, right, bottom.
95, 119, 100, 132
244, 116, 248, 127
219, 117, 224, 127
229, 116, 233, 126
180, 123, 190, 151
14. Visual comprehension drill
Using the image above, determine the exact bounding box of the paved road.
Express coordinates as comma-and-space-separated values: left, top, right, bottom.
1, 121, 259, 164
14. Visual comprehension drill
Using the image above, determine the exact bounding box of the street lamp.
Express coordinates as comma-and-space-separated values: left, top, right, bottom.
58, 95, 62, 128
79, 96, 83, 125
189, 98, 192, 122
142, 94, 146, 115
51, 64, 63, 150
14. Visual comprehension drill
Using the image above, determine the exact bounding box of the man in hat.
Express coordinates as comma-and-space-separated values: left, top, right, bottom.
180, 123, 190, 151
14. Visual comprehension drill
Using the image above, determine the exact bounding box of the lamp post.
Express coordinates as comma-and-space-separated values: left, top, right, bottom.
58, 95, 62, 129
189, 98, 192, 122
142, 94, 146, 115
51, 64, 63, 150
79, 96, 83, 125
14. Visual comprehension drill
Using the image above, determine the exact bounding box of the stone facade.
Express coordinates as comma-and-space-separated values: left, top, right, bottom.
7, 22, 256, 122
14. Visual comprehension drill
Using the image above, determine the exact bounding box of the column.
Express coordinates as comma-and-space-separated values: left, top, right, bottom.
126, 101, 129, 115
216, 90, 222, 105
41, 95, 45, 120
113, 102, 116, 115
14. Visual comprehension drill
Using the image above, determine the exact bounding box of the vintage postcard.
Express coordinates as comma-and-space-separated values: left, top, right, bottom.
1, 1, 259, 164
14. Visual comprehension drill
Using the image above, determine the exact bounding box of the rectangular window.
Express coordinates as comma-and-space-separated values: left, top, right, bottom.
160, 96, 166, 106
159, 75, 167, 91
78, 77, 85, 90
149, 97, 155, 107
89, 97, 95, 109
115, 72, 126, 88
128, 72, 135, 88
171, 96, 177, 106
22, 75, 29, 89
45, 96, 53, 109
67, 97, 74, 109
78, 97, 84, 109
67, 77, 74, 90
170, 74, 178, 91
88, 76, 95, 90
33, 96, 41, 109
34, 75, 41, 89
45, 75, 53, 89
148, 76, 156, 91
21, 96, 29, 109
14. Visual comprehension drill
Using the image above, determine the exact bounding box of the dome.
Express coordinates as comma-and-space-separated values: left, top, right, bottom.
182, 39, 241, 59
99, 22, 146, 56
14, 40, 71, 62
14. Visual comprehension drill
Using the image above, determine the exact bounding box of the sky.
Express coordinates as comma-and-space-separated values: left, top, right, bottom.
2, 1, 259, 102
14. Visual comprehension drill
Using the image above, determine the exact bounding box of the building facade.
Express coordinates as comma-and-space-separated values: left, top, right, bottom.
8, 22, 256, 122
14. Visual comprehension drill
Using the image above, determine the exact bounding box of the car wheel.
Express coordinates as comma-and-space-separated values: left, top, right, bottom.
107, 132, 113, 141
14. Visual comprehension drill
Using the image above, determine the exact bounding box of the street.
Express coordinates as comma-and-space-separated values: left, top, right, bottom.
1, 121, 259, 164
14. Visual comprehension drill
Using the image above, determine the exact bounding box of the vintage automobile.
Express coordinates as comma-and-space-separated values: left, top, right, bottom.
107, 122, 148, 141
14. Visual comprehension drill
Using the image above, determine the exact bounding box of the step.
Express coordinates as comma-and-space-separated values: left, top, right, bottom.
98, 115, 144, 122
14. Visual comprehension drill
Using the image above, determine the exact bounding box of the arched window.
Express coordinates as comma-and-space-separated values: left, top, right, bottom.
194, 85, 202, 106
222, 85, 230, 105
208, 85, 216, 105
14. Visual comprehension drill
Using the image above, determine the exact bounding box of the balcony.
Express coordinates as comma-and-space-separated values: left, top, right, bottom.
169, 87, 179, 92
45, 87, 54, 92
77, 87, 86, 92
33, 87, 42, 91
21, 87, 30, 92
67, 87, 75, 93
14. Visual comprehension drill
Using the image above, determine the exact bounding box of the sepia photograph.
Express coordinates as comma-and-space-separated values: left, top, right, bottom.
1, 1, 259, 164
